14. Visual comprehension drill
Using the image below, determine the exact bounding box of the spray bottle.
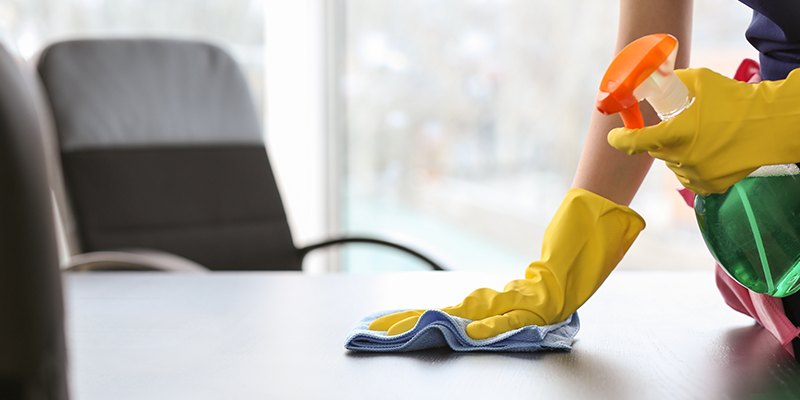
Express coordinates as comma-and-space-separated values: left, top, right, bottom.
596, 33, 800, 297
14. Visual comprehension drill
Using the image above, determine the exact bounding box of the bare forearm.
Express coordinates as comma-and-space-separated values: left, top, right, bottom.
572, 0, 693, 206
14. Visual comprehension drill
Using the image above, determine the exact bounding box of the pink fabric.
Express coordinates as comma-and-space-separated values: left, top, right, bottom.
677, 186, 695, 208
715, 265, 800, 356
734, 58, 760, 83
678, 186, 800, 356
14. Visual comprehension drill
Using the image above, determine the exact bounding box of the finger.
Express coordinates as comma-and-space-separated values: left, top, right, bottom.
674, 67, 725, 91
707, 169, 756, 195
674, 174, 712, 197
465, 309, 546, 340
440, 287, 514, 321
669, 164, 727, 196
368, 310, 423, 331
666, 165, 712, 196
386, 316, 420, 336
664, 161, 689, 181
703, 179, 736, 196
607, 127, 648, 155
608, 124, 687, 156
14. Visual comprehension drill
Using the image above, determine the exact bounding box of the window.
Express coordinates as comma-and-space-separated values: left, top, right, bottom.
340, 0, 756, 272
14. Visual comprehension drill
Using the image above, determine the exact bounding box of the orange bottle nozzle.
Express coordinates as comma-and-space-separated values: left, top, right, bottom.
596, 34, 679, 129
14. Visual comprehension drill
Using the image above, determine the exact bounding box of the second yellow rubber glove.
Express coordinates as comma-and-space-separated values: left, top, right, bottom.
368, 188, 645, 340
608, 67, 800, 196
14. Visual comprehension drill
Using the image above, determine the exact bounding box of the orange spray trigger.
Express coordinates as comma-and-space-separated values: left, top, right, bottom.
596, 34, 681, 129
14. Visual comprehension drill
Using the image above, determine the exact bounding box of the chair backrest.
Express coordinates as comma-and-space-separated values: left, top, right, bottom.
0, 40, 69, 399
36, 38, 301, 271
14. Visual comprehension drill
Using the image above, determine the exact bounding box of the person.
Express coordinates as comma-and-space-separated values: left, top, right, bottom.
370, 0, 800, 360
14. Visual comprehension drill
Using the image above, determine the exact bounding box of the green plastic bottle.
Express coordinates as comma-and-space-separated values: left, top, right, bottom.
695, 164, 800, 297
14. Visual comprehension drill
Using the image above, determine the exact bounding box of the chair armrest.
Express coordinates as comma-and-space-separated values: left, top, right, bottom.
63, 249, 210, 272
298, 233, 453, 271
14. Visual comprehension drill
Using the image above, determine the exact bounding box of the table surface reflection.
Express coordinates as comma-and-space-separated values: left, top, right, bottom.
63, 270, 800, 400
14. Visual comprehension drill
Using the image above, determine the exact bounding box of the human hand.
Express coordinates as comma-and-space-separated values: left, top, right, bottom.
608, 68, 800, 196
369, 188, 645, 340
368, 282, 552, 340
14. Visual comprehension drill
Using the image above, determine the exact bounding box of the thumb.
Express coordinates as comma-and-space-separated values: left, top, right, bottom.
368, 309, 423, 331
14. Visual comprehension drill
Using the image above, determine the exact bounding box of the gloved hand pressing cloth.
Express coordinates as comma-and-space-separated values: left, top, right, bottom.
346, 188, 645, 351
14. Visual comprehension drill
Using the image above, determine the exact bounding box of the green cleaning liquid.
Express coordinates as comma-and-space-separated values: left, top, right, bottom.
695, 166, 800, 297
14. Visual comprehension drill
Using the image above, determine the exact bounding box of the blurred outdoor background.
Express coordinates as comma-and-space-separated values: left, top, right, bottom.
0, 0, 758, 273
340, 0, 756, 272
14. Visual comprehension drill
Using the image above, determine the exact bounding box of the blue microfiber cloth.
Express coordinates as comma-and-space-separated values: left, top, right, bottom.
344, 309, 579, 352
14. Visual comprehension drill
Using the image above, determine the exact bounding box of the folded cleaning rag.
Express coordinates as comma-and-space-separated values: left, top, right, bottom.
344, 309, 580, 352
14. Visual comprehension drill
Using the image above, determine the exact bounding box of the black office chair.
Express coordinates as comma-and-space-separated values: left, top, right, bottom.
0, 39, 69, 399
35, 38, 448, 272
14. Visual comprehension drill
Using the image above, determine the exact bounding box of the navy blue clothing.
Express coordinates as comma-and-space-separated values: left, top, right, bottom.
740, 0, 800, 80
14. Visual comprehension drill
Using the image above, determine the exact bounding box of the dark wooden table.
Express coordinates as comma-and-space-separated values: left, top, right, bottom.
63, 270, 800, 400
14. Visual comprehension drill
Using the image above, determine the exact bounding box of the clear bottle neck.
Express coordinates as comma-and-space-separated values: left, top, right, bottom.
657, 95, 694, 121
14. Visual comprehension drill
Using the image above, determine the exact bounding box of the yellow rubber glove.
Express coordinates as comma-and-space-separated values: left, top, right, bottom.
608, 67, 800, 196
368, 188, 645, 340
